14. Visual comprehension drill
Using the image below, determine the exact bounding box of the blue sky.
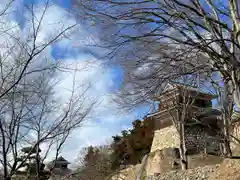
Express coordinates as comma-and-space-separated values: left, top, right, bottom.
0, 0, 225, 168
0, 0, 150, 167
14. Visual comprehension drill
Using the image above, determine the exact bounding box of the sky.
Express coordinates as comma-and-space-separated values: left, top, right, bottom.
0, 0, 225, 169
0, 0, 151, 168
0, 0, 231, 173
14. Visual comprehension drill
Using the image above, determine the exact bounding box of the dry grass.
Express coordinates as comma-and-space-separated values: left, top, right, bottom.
209, 158, 240, 180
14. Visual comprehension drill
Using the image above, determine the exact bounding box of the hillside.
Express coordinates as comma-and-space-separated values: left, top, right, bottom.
148, 157, 240, 180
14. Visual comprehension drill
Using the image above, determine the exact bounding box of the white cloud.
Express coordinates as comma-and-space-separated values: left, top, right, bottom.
0, 0, 149, 168
52, 56, 148, 166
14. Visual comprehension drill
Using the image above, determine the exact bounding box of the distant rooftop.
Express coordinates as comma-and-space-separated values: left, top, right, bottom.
48, 156, 70, 165
56, 156, 69, 162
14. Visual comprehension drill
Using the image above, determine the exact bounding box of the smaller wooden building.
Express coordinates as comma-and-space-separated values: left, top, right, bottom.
47, 156, 72, 180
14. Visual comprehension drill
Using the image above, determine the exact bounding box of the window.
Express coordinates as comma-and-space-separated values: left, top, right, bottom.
61, 164, 67, 168
193, 99, 211, 107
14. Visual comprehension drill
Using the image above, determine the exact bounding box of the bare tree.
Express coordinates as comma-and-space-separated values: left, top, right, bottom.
75, 145, 113, 180
211, 80, 234, 157
73, 0, 240, 111
0, 1, 96, 180
0, 65, 96, 180
175, 84, 194, 170
156, 76, 200, 170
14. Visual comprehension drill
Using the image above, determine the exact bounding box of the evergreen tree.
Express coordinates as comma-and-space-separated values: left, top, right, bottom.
16, 146, 49, 180
111, 117, 155, 169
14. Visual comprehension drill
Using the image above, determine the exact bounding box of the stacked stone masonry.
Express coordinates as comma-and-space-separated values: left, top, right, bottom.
230, 121, 240, 149
151, 126, 180, 153
151, 125, 220, 154
184, 125, 221, 154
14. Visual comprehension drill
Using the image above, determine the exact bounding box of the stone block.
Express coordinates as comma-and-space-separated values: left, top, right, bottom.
146, 148, 181, 176
150, 126, 180, 152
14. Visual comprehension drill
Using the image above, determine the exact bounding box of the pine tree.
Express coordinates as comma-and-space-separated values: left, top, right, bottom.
16, 146, 49, 180
111, 117, 155, 169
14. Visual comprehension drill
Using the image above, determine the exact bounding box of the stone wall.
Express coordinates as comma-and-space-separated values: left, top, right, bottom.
184, 125, 221, 154
146, 148, 181, 176
151, 124, 220, 154
150, 126, 180, 153
110, 123, 223, 180
230, 121, 240, 149
109, 153, 223, 180
188, 154, 223, 169
146, 164, 220, 180
109, 148, 180, 179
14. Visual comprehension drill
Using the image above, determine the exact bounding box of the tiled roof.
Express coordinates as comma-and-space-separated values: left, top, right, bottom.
56, 156, 68, 162
155, 82, 217, 99
48, 156, 70, 165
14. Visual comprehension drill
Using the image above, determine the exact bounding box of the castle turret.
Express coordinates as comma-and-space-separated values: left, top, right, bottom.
147, 82, 219, 129
48, 156, 70, 169
147, 82, 222, 155
48, 156, 71, 180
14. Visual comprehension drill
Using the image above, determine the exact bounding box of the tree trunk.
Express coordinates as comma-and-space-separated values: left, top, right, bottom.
222, 124, 232, 157
222, 113, 232, 157
222, 81, 233, 157
179, 93, 188, 170
179, 122, 187, 170
0, 121, 9, 180
232, 83, 240, 109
